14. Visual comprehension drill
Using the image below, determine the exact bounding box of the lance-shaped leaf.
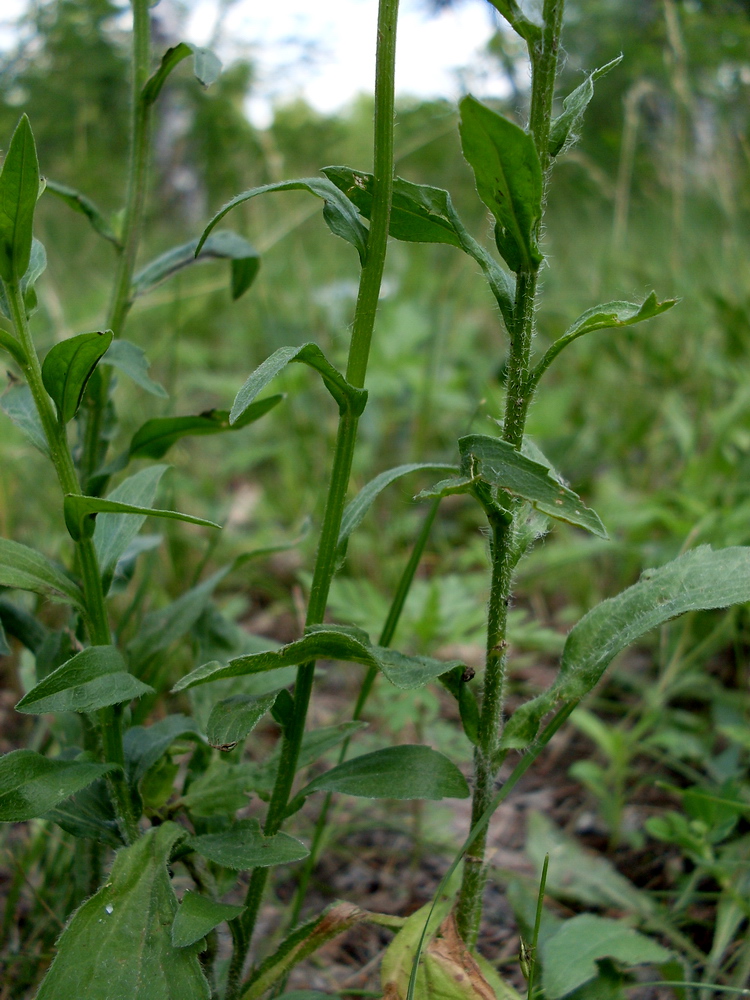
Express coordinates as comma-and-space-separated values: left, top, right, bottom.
456, 434, 606, 537
336, 462, 457, 562
531, 292, 679, 388
502, 546, 750, 750
171, 892, 244, 949
143, 42, 222, 105
299, 745, 469, 801
132, 230, 260, 301
189, 818, 309, 869
0, 598, 47, 653
549, 56, 623, 158
0, 115, 39, 283
16, 645, 153, 715
42, 330, 113, 424
0, 749, 115, 821
36, 822, 210, 1000
207, 691, 280, 749
94, 464, 169, 575
172, 623, 463, 693
63, 493, 220, 542
45, 179, 121, 247
0, 537, 83, 607
129, 396, 283, 461
459, 96, 543, 273
124, 715, 205, 788
0, 384, 50, 456
100, 338, 167, 397
322, 166, 516, 330
231, 343, 366, 423
198, 177, 368, 265
0, 619, 9, 656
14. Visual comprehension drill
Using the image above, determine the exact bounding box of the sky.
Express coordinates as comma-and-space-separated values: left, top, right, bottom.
182, 0, 509, 127
0, 0, 511, 128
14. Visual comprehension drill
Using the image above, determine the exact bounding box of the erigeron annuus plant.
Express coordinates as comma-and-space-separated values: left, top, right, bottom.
2, 1, 750, 999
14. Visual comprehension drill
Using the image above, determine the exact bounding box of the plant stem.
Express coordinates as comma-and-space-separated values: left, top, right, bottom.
81, 0, 153, 489
455, 0, 565, 946
285, 497, 440, 932
225, 1, 399, 994
7, 281, 138, 844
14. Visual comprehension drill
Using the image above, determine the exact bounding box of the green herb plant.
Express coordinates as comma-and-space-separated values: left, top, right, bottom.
2, 1, 750, 999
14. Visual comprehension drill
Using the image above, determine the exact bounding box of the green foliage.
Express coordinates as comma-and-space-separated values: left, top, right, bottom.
0, 749, 115, 822
299, 745, 469, 801
188, 819, 309, 869
15, 644, 152, 714
36, 823, 211, 1000
0, 115, 39, 284
42, 330, 113, 423
171, 891, 244, 949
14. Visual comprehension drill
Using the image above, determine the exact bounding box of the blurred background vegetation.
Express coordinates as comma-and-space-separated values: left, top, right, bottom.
1, 1, 750, 994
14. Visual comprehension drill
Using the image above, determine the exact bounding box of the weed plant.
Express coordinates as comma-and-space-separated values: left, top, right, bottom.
0, 1, 749, 999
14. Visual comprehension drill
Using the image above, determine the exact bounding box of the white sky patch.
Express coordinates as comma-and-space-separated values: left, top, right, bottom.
185, 0, 509, 127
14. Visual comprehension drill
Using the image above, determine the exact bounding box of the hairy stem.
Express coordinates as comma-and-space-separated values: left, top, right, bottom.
456, 0, 565, 946
81, 0, 153, 489
7, 281, 138, 844
285, 497, 441, 932
224, 1, 400, 995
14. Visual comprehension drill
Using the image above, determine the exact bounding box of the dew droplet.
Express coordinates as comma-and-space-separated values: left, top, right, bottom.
105, 904, 114, 915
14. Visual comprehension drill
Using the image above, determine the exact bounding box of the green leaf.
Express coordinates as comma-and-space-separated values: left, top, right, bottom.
171, 891, 244, 948
36, 822, 210, 1000
180, 761, 258, 817
323, 165, 463, 246
0, 749, 115, 821
231, 343, 366, 422
63, 492, 220, 542
0, 115, 39, 283
503, 546, 750, 750
322, 166, 516, 330
0, 327, 25, 365
41, 330, 113, 424
197, 177, 368, 265
132, 230, 259, 301
336, 462, 457, 562
541, 915, 671, 999
44, 777, 122, 847
129, 396, 283, 461
456, 434, 607, 537
124, 715, 205, 788
0, 536, 83, 607
128, 568, 229, 672
0, 619, 9, 655
45, 179, 122, 247
299, 745, 469, 801
532, 292, 679, 386
0, 384, 50, 456
206, 691, 280, 749
459, 96, 543, 273
189, 818, 309, 869
172, 623, 462, 693
93, 464, 169, 575
143, 42, 222, 104
100, 338, 168, 397
549, 56, 623, 157
0, 597, 47, 653
15, 645, 152, 715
